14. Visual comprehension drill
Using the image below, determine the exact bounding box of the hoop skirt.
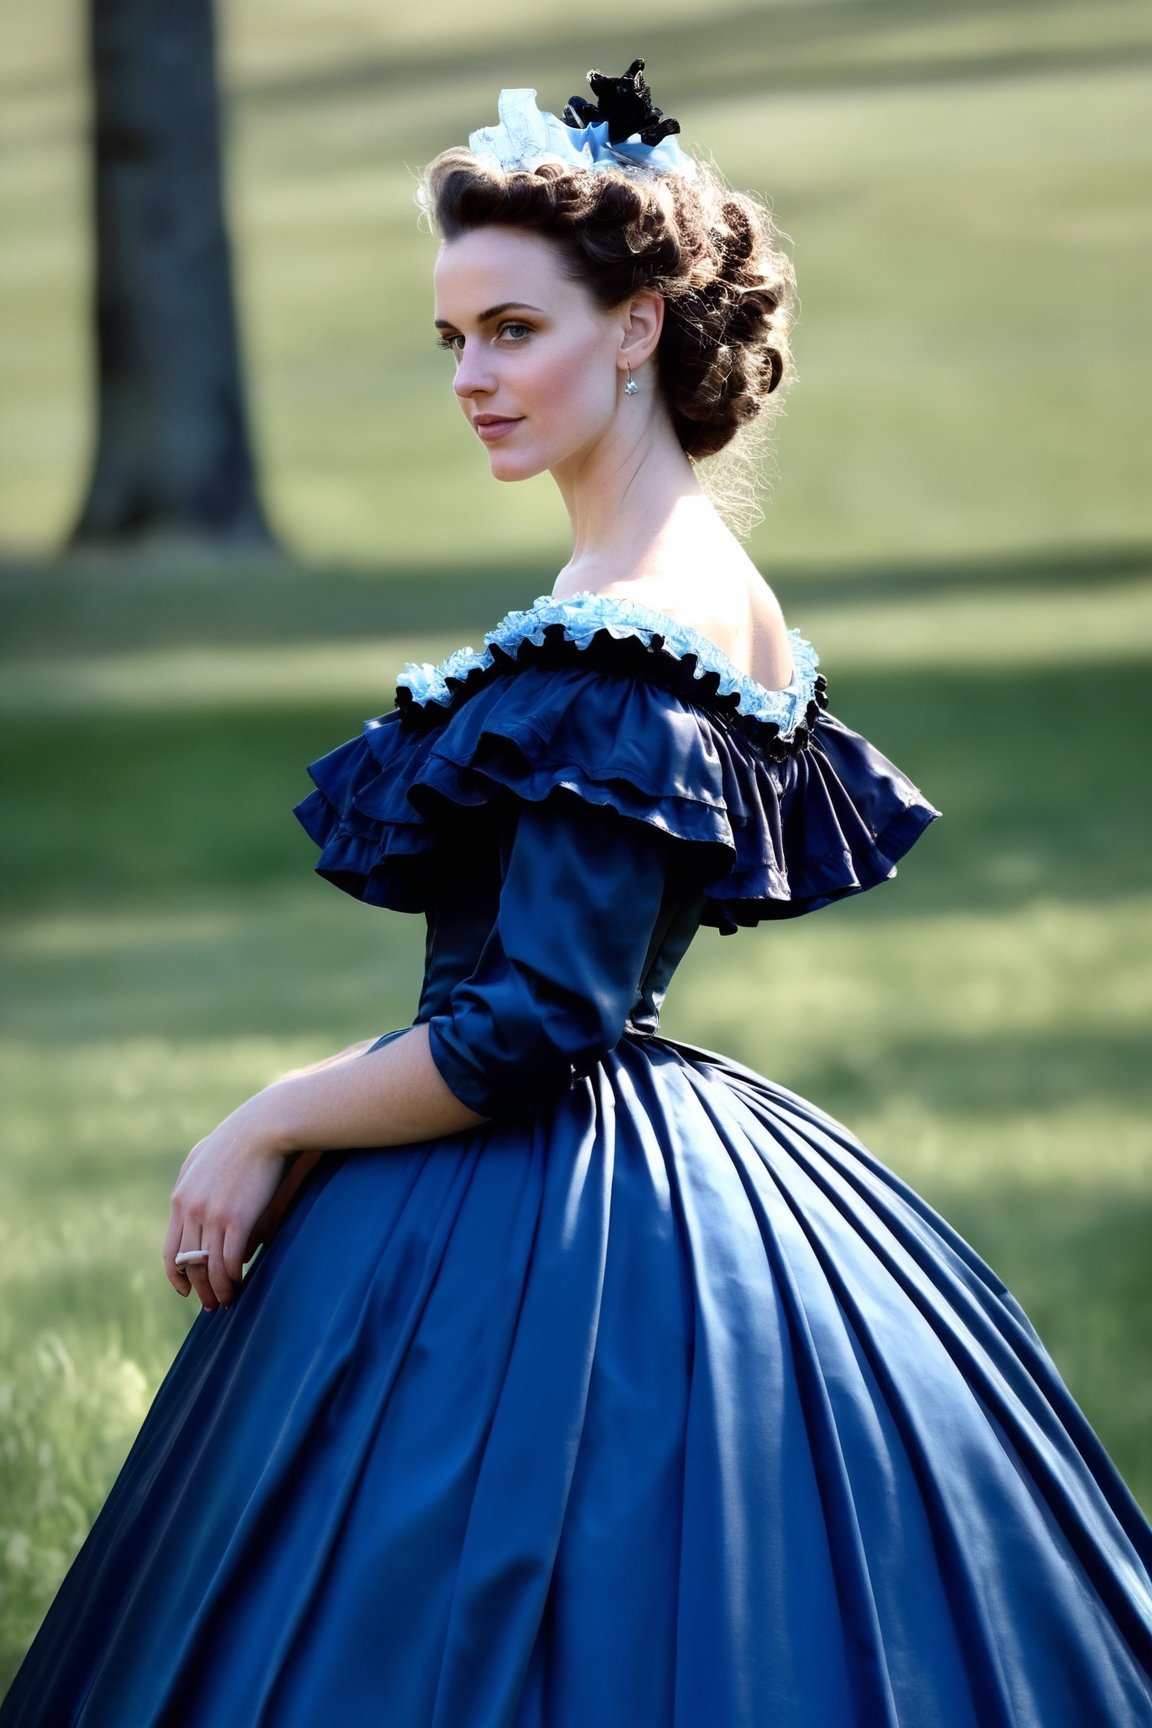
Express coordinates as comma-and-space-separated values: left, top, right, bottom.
4, 592, 1151, 1727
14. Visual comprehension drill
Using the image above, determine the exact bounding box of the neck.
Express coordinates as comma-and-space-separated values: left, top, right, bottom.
550, 399, 719, 596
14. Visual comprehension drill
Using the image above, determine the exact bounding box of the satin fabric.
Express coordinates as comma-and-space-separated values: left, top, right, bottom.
4, 604, 1151, 1726
296, 648, 939, 931
5, 1039, 1151, 1726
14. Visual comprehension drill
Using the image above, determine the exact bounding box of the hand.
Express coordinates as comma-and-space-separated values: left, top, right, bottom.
163, 1101, 289, 1311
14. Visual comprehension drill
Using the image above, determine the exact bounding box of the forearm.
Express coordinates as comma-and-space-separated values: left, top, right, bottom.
240, 1022, 487, 1156
273, 1037, 379, 1084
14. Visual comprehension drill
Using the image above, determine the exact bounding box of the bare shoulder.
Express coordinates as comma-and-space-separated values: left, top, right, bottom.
597, 555, 793, 692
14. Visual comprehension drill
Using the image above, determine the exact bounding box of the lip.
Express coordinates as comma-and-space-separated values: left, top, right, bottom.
473, 415, 523, 443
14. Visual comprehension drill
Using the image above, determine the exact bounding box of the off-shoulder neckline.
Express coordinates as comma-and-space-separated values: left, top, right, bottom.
395, 589, 822, 739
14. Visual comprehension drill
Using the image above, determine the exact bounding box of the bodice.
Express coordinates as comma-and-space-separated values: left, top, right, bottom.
294, 590, 940, 1115
411, 806, 709, 1037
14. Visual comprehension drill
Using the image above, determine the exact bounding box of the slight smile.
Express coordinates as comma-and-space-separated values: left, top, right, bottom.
473, 415, 524, 442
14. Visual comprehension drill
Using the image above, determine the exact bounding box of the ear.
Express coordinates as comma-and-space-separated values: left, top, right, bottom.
618, 290, 664, 374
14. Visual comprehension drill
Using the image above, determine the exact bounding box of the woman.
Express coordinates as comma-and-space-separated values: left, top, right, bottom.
4, 62, 1151, 1728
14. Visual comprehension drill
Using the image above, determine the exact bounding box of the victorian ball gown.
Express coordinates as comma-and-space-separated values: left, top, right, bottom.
4, 590, 1151, 1727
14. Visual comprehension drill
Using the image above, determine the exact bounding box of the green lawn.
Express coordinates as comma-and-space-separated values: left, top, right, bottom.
2, 0, 1151, 1693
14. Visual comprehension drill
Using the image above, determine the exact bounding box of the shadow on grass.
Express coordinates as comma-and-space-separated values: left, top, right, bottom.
0, 889, 426, 1046
0, 553, 530, 657
780, 1028, 1152, 1122
769, 543, 1152, 613
1, 657, 1148, 915
929, 1182, 1152, 1510
6, 0, 1150, 118
233, 0, 1152, 120
2, 542, 1148, 656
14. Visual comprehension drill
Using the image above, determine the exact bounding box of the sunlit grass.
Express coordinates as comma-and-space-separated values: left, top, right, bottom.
2, 0, 1151, 1696
2, 565, 1150, 717
0, 1325, 156, 1675
2, 2, 1150, 561
3, 586, 1151, 1692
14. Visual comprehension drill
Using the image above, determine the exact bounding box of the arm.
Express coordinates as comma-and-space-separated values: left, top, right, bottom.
166, 796, 673, 1310
271, 1035, 385, 1082
164, 1025, 485, 1310
425, 795, 674, 1117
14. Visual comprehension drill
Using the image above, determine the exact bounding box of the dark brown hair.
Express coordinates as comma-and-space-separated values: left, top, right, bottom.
421, 150, 796, 463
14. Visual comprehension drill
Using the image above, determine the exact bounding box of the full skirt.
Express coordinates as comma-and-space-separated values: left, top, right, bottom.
3, 1032, 1151, 1727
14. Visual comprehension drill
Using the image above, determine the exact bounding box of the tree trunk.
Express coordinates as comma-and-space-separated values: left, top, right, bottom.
71, 0, 275, 551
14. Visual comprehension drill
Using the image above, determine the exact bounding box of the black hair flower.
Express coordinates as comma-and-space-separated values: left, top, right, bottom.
562, 58, 681, 146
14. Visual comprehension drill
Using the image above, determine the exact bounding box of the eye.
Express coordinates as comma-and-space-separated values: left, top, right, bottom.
435, 332, 464, 355
497, 321, 532, 343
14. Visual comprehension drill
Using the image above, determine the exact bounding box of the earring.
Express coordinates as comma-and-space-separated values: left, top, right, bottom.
624, 365, 639, 397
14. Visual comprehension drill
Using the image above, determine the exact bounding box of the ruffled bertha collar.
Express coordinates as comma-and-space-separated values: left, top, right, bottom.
395, 590, 822, 740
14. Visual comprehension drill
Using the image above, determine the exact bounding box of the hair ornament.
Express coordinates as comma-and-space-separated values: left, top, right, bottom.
468, 62, 696, 182
563, 59, 680, 146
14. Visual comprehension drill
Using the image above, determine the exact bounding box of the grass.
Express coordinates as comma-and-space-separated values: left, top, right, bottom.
1, 0, 1151, 1696
2, 1, 1151, 564
2, 554, 1150, 1688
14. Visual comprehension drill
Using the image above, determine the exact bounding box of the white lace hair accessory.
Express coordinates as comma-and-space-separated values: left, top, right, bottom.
468, 86, 698, 182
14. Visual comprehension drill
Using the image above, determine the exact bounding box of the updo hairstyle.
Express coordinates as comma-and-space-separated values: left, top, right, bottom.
420, 150, 796, 466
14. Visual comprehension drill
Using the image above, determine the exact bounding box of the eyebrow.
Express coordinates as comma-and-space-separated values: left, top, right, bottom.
434, 301, 546, 330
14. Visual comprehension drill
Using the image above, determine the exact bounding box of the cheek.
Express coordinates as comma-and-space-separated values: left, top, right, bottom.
536, 336, 617, 422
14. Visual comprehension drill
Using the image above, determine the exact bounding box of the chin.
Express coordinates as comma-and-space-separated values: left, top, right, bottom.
486, 451, 549, 484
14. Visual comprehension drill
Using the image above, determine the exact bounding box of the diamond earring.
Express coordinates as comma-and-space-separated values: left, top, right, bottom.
624, 365, 639, 397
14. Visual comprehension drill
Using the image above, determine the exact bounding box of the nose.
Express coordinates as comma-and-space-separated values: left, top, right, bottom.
452, 342, 495, 402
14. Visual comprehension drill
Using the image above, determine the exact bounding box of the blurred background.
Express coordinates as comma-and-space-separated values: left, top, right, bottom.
1, 0, 1150, 1686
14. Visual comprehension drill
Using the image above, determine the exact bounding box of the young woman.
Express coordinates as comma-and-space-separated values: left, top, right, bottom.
4, 62, 1151, 1728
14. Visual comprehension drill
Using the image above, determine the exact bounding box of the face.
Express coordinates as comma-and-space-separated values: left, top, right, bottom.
432, 226, 628, 484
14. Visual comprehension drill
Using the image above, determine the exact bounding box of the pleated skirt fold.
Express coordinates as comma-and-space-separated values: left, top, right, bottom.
3, 1033, 1151, 1727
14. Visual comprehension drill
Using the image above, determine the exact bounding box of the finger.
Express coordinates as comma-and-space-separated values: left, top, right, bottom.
223, 1220, 249, 1287
182, 1255, 219, 1313
164, 1207, 189, 1293
206, 1233, 235, 1309
173, 1248, 211, 1275
242, 1208, 270, 1268
189, 1269, 219, 1312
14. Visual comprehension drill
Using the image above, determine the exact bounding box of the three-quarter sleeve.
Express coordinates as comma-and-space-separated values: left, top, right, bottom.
426, 795, 673, 1119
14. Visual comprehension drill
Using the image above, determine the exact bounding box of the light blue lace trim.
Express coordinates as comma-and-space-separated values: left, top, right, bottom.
397, 591, 821, 737
467, 87, 698, 182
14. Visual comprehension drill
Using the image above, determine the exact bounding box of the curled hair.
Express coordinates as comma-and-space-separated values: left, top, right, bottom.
420, 150, 796, 471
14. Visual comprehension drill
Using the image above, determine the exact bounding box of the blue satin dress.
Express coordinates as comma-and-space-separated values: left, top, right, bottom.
3, 591, 1151, 1727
